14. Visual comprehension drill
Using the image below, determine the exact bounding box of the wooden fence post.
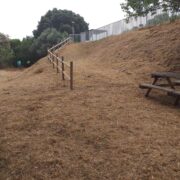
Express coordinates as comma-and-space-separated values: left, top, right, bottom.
47, 49, 50, 62
62, 56, 65, 80
70, 61, 73, 90
56, 54, 59, 73
52, 55, 53, 68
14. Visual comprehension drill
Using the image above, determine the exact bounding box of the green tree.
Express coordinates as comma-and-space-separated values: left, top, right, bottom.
0, 33, 14, 68
32, 28, 68, 59
10, 37, 35, 67
121, 0, 180, 19
0, 9, 88, 69
0, 47, 14, 68
33, 8, 89, 38
0, 33, 10, 48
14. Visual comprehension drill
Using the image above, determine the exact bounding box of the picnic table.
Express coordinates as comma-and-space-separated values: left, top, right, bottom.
139, 72, 180, 105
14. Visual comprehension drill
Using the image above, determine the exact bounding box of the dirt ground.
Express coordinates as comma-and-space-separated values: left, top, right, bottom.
0, 21, 180, 179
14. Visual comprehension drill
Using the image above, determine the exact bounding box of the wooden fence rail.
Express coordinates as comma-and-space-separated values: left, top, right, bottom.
47, 37, 73, 90
49, 37, 72, 52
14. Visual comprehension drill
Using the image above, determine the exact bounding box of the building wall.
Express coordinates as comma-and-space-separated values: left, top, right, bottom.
80, 9, 175, 42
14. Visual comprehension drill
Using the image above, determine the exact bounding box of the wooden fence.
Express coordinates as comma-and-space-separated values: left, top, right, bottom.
47, 37, 73, 90
48, 37, 72, 52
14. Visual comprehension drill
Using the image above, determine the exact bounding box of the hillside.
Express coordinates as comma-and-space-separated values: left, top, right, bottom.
0, 20, 180, 179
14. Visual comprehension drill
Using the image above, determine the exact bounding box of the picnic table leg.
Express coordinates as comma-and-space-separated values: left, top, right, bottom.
145, 77, 158, 97
166, 77, 175, 89
174, 97, 179, 106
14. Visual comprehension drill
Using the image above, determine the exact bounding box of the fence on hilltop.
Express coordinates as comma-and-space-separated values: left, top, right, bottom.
71, 9, 179, 42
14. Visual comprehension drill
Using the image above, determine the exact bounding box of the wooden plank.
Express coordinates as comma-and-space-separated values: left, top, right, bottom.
48, 56, 53, 62
52, 56, 55, 69
52, 61, 57, 68
48, 37, 72, 51
155, 81, 180, 87
145, 77, 158, 97
168, 90, 180, 97
152, 72, 180, 80
56, 54, 59, 73
139, 83, 174, 93
174, 98, 180, 106
70, 61, 73, 90
57, 57, 70, 67
57, 66, 62, 72
50, 54, 70, 68
63, 71, 70, 80
62, 56, 65, 80
168, 91, 180, 106
57, 57, 62, 63
166, 77, 175, 89
63, 61, 70, 67
174, 80, 180, 86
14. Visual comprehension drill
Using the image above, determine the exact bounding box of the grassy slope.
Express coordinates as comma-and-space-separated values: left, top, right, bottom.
0, 20, 180, 179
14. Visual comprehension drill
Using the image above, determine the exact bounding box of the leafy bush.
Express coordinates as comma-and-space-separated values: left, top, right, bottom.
0, 33, 15, 68
0, 47, 14, 68
10, 37, 35, 67
32, 28, 68, 58
9, 29, 68, 67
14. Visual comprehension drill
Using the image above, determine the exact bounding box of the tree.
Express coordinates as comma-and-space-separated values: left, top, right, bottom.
0, 47, 14, 68
10, 37, 35, 67
31, 28, 68, 59
121, 0, 180, 19
0, 33, 10, 48
0, 9, 88, 68
33, 8, 89, 38
0, 33, 14, 68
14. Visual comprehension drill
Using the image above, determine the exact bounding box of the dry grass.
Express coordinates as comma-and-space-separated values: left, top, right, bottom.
0, 20, 180, 179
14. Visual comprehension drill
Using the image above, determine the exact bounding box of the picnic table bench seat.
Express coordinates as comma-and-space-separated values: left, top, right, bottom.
173, 80, 180, 85
139, 71, 180, 106
139, 83, 174, 93
168, 90, 180, 97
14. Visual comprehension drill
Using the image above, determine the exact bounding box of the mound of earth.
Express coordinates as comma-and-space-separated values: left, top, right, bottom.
0, 20, 180, 179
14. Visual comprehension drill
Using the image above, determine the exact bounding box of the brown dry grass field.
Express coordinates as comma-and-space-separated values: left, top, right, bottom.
0, 21, 180, 179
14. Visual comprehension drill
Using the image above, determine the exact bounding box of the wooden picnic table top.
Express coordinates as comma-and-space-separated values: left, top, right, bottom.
151, 72, 180, 79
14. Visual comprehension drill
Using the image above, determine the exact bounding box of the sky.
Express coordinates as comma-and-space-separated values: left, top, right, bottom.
0, 0, 125, 39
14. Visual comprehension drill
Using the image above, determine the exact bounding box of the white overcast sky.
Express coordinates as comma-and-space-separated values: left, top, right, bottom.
0, 0, 125, 39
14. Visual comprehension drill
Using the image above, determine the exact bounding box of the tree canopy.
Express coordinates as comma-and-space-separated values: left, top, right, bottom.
32, 28, 68, 58
0, 9, 88, 68
0, 33, 14, 68
121, 0, 180, 18
33, 8, 88, 38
